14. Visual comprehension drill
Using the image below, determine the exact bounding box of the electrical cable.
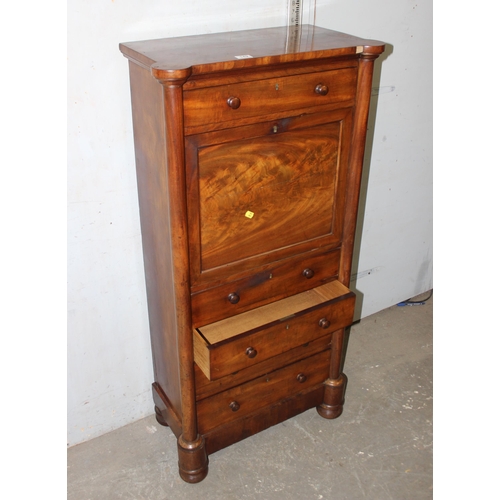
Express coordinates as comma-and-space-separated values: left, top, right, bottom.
397, 289, 433, 307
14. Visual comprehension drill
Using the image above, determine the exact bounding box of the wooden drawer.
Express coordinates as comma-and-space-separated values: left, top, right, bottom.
183, 67, 357, 129
195, 334, 332, 401
191, 247, 341, 327
193, 280, 354, 381
196, 349, 331, 435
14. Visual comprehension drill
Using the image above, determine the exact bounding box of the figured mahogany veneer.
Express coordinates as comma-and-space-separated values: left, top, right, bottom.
120, 24, 385, 483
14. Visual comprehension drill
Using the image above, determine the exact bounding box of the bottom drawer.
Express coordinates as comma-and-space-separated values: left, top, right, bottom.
196, 349, 330, 434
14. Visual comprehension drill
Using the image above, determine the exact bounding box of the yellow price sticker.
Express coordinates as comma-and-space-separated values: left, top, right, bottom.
245, 210, 255, 219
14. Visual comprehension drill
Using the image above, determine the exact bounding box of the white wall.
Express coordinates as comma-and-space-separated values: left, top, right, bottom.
67, 1, 432, 446
315, 1, 433, 318
67, 0, 288, 447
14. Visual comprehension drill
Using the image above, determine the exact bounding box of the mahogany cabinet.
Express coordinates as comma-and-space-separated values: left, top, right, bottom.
119, 25, 385, 483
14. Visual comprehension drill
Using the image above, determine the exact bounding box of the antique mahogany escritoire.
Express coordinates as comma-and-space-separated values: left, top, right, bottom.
119, 25, 385, 483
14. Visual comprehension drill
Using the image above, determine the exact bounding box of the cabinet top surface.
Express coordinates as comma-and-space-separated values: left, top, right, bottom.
119, 25, 385, 80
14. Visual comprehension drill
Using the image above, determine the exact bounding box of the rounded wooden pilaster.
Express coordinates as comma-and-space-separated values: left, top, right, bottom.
157, 69, 209, 483
318, 328, 347, 419
156, 73, 198, 440
338, 50, 382, 286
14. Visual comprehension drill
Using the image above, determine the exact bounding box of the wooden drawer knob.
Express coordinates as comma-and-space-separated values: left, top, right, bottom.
302, 268, 314, 279
315, 84, 329, 96
229, 401, 240, 412
245, 346, 258, 358
297, 373, 307, 383
227, 292, 240, 304
318, 318, 331, 329
226, 96, 241, 109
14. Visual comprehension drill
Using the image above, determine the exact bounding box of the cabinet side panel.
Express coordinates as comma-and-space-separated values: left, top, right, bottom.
128, 61, 182, 417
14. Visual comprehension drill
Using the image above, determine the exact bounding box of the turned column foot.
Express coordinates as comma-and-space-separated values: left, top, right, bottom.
317, 373, 347, 419
154, 405, 169, 427
177, 434, 209, 483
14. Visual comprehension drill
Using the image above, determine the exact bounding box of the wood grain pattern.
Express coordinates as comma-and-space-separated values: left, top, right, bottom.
198, 125, 338, 270
120, 24, 385, 482
338, 53, 380, 287
127, 62, 183, 417
152, 382, 182, 438
317, 328, 348, 419
190, 246, 341, 327
196, 349, 330, 434
119, 25, 384, 80
183, 67, 357, 129
193, 281, 354, 380
194, 334, 332, 401
183, 58, 356, 90
204, 383, 326, 455
185, 109, 354, 291
199, 280, 351, 342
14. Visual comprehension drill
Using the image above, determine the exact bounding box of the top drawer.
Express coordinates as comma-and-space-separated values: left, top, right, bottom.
183, 67, 357, 130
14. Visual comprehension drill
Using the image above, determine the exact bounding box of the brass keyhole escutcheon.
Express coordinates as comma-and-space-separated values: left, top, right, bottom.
273, 125, 278, 133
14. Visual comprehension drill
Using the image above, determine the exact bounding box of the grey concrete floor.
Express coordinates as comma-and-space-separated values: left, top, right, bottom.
68, 292, 432, 500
